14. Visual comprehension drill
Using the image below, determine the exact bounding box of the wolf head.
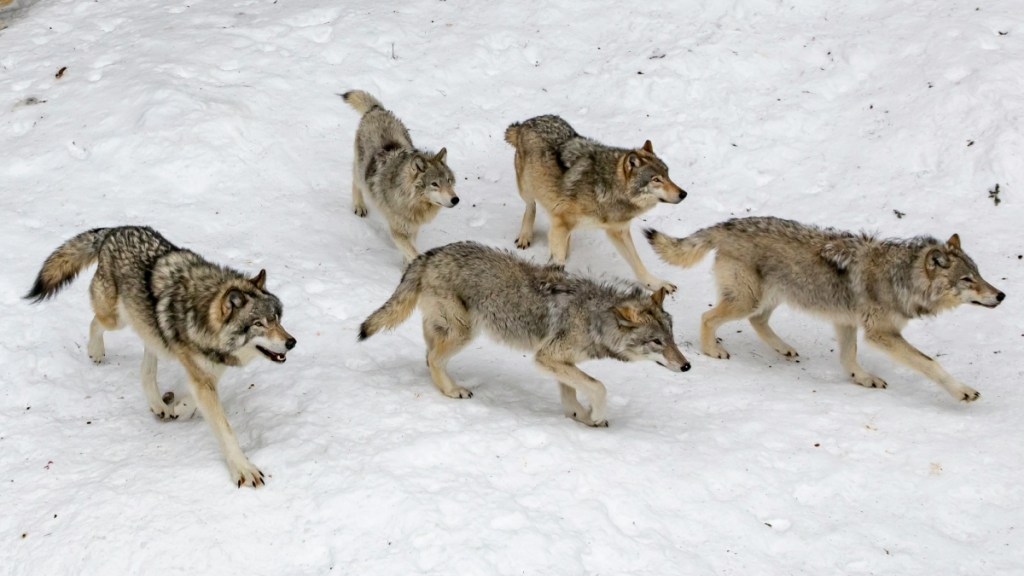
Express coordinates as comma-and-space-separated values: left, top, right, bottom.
925, 234, 1005, 310
624, 141, 686, 205
413, 148, 459, 208
611, 288, 690, 372
218, 270, 297, 365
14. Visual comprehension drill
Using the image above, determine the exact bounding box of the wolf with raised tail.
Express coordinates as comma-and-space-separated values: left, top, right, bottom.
343, 89, 458, 263
645, 217, 1005, 402
359, 241, 690, 427
26, 226, 297, 487
504, 114, 686, 292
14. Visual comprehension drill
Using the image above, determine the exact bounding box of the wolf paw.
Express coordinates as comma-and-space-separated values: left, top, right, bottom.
150, 399, 178, 421
354, 205, 368, 217
958, 387, 980, 402
163, 392, 197, 419
778, 348, 800, 360
566, 407, 608, 427
703, 344, 731, 360
645, 279, 677, 294
229, 459, 265, 488
87, 342, 105, 364
444, 386, 473, 399
515, 236, 532, 250
852, 373, 887, 389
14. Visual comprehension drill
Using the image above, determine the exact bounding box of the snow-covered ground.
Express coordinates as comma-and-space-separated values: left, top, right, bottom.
2, 0, 1022, 573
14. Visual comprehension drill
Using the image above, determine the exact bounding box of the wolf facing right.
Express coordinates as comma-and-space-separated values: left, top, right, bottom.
646, 217, 1005, 402
359, 241, 690, 427
26, 226, 297, 487
343, 89, 458, 263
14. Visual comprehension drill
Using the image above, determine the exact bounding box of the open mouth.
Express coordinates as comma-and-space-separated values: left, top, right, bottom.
257, 345, 287, 363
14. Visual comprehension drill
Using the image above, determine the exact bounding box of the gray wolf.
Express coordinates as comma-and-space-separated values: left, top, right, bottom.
645, 216, 1005, 402
359, 241, 690, 426
26, 226, 297, 487
504, 114, 686, 292
343, 89, 458, 263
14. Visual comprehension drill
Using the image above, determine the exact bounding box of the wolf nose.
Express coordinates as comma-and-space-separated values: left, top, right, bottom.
681, 362, 691, 372
996, 292, 1005, 302
285, 337, 297, 350
450, 196, 460, 206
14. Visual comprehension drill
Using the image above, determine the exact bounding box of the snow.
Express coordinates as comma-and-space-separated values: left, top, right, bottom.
2, 0, 1022, 574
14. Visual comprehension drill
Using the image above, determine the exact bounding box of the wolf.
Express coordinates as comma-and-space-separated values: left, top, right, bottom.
645, 217, 1005, 402
343, 89, 458, 263
359, 241, 690, 426
504, 115, 686, 292
26, 226, 297, 487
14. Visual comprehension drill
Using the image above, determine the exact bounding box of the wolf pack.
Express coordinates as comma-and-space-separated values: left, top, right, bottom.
26, 90, 1006, 488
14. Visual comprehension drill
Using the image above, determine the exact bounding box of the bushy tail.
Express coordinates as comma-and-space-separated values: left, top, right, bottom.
504, 123, 521, 147
643, 227, 715, 268
25, 228, 110, 303
359, 255, 428, 340
341, 90, 385, 115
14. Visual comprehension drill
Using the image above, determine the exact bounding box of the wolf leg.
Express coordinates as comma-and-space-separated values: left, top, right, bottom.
352, 148, 368, 217
702, 260, 760, 359
835, 323, 886, 388
548, 217, 572, 264
535, 355, 608, 427
749, 306, 798, 358
864, 330, 979, 402
87, 272, 120, 363
140, 348, 175, 419
605, 226, 676, 293
180, 356, 264, 487
422, 303, 473, 399
389, 223, 420, 264
515, 200, 537, 249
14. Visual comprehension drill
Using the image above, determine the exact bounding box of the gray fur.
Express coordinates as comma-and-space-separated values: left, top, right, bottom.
646, 216, 1005, 402
343, 89, 457, 263
26, 226, 297, 487
360, 241, 690, 427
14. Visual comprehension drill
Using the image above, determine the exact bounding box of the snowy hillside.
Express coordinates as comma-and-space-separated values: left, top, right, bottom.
2, 0, 1022, 574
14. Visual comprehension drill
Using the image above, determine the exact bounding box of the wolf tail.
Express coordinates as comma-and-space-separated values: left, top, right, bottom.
504, 123, 521, 147
25, 228, 111, 303
341, 90, 385, 115
643, 227, 716, 268
359, 254, 428, 340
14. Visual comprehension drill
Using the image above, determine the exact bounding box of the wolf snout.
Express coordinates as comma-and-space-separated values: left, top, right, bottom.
996, 291, 1005, 302
681, 361, 691, 372
285, 337, 297, 350
449, 196, 460, 207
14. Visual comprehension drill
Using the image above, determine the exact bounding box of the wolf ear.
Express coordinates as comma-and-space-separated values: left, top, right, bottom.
434, 147, 447, 163
612, 304, 642, 327
642, 140, 654, 153
413, 155, 427, 172
626, 152, 643, 169
927, 248, 950, 270
946, 233, 961, 250
251, 269, 266, 290
651, 287, 666, 308
221, 288, 248, 317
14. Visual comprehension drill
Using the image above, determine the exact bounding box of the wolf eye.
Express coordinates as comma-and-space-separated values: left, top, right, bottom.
431, 181, 440, 188
651, 176, 662, 184
253, 320, 266, 329
651, 338, 663, 346
960, 276, 975, 284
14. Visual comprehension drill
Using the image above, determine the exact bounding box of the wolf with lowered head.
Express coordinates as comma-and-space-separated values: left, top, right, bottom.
359, 241, 690, 427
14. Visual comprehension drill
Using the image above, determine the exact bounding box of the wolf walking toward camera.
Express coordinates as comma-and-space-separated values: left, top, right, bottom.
646, 217, 1005, 401
26, 226, 297, 487
359, 241, 689, 427
505, 115, 686, 292
343, 90, 458, 263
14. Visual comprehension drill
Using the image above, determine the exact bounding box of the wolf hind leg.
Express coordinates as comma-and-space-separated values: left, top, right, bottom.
749, 305, 799, 359
701, 259, 760, 359
547, 217, 572, 265
835, 323, 887, 389
87, 272, 121, 363
422, 299, 474, 399
515, 200, 537, 250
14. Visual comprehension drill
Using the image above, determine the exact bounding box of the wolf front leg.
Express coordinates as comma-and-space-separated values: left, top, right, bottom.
864, 329, 979, 402
535, 354, 609, 427
605, 225, 676, 293
179, 355, 265, 487
834, 323, 887, 389
389, 222, 421, 264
